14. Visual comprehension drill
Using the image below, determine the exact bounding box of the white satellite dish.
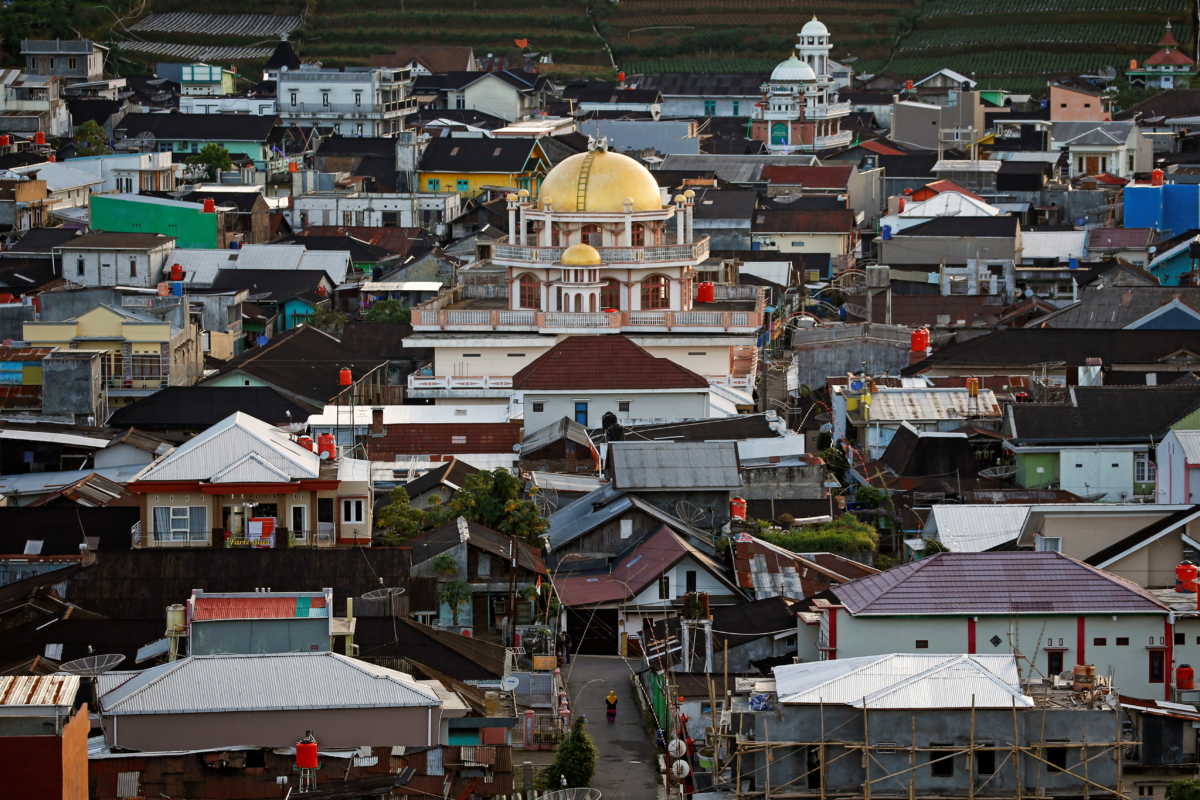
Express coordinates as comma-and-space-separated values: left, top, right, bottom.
667, 738, 687, 758
671, 759, 691, 779
500, 675, 520, 691
59, 653, 125, 676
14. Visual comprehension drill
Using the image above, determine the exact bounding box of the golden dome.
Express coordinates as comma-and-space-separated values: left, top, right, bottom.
538, 150, 662, 213
561, 243, 603, 266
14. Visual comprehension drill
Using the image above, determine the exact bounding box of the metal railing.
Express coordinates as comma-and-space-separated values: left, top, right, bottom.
409, 370, 750, 392
411, 307, 762, 332
492, 237, 709, 264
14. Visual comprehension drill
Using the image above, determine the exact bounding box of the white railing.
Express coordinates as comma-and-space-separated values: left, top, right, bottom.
492, 237, 709, 264
408, 373, 749, 393
411, 307, 763, 333
541, 312, 615, 329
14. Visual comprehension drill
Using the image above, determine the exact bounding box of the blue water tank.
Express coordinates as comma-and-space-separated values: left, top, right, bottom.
170, 281, 183, 296
751, 241, 761, 251
1068, 258, 1079, 270
257, 334, 268, 347
881, 225, 892, 240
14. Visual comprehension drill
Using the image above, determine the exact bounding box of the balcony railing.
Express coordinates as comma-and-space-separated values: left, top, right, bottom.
808, 101, 852, 119
492, 237, 709, 265
411, 307, 762, 333
408, 370, 752, 393
134, 526, 336, 549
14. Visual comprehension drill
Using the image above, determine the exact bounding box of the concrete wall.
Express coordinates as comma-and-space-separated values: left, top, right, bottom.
59, 243, 172, 288
521, 388, 709, 429
791, 323, 912, 391
191, 617, 329, 655
740, 463, 826, 501
41, 350, 102, 422
102, 706, 439, 750
1058, 448, 1136, 501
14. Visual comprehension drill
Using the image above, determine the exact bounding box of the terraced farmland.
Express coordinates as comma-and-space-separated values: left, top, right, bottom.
103, 0, 1197, 91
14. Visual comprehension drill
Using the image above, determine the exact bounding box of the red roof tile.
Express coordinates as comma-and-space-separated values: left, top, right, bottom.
1146, 47, 1195, 67
1094, 172, 1129, 186
512, 335, 709, 391
921, 179, 983, 202
760, 164, 852, 188
860, 139, 906, 156
364, 421, 522, 460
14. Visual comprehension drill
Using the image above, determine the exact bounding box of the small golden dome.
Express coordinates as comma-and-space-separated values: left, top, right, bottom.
538, 150, 662, 213
561, 243, 603, 266
683, 188, 696, 199
505, 192, 518, 202
518, 188, 530, 198
673, 193, 686, 204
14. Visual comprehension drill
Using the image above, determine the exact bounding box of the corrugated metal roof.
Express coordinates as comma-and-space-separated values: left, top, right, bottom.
925, 505, 1031, 552
1174, 429, 1200, 463
192, 595, 328, 621
99, 652, 439, 715
773, 654, 1032, 709
861, 388, 1001, 423
135, 412, 318, 483
0, 674, 79, 707
0, 428, 110, 448
609, 441, 740, 491
832, 551, 1168, 615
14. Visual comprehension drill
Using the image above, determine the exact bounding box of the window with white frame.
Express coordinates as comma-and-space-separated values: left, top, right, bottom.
342, 498, 364, 524
152, 506, 207, 542
1035, 536, 1062, 553
290, 505, 308, 541
1135, 451, 1157, 483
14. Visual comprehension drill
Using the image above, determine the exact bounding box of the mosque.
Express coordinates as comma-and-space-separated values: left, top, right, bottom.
750, 16, 853, 153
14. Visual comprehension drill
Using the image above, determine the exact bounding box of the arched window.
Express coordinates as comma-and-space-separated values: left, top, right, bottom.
588, 294, 597, 312
573, 294, 583, 312
641, 274, 670, 310
601, 278, 621, 310
518, 273, 540, 309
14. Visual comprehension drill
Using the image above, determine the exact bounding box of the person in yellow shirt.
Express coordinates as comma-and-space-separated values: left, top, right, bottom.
605, 690, 618, 724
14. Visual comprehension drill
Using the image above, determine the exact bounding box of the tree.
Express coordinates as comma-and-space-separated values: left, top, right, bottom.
306, 307, 348, 336
542, 717, 597, 788
374, 487, 426, 544
364, 299, 411, 324
72, 120, 110, 156
754, 513, 879, 555
431, 552, 459, 577
1167, 779, 1200, 800
439, 579, 472, 627
446, 469, 548, 543
186, 143, 233, 181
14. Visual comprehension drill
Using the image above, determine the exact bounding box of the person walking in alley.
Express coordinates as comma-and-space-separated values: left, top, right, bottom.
605, 689, 618, 724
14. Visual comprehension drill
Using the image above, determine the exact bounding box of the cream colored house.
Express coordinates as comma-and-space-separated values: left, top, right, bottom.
126, 412, 373, 549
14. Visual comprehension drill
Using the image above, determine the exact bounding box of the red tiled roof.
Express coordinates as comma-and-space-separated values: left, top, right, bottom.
860, 139, 905, 156
1146, 47, 1195, 67
1087, 227, 1155, 250
751, 208, 856, 233
512, 335, 709, 391
760, 164, 852, 188
555, 526, 725, 606
921, 179, 983, 202
1160, 26, 1180, 48
365, 421, 522, 461
192, 596, 326, 621
1094, 172, 1129, 186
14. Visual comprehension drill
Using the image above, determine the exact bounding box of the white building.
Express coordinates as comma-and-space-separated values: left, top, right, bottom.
1156, 428, 1200, 504
291, 190, 461, 232
63, 151, 178, 194
402, 144, 762, 406
13, 162, 101, 211
0, 71, 70, 137
180, 96, 277, 116
277, 65, 415, 137
751, 17, 852, 153
56, 231, 176, 288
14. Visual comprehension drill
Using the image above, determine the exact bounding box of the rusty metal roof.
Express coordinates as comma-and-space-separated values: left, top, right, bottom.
192, 594, 328, 621
0, 674, 79, 706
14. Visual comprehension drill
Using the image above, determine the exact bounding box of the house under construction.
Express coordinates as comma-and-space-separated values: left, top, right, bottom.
730, 653, 1126, 800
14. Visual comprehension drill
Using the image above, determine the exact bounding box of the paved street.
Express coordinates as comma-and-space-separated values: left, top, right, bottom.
565, 655, 661, 800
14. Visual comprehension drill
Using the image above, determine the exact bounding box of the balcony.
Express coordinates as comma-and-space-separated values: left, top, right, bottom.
492, 237, 709, 266
133, 524, 337, 549
807, 101, 852, 119
407, 369, 752, 397
813, 130, 854, 149
410, 307, 763, 335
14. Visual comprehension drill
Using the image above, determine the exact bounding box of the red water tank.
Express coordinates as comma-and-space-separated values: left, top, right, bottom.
34, 131, 45, 145
905, 79, 914, 90
1152, 168, 1165, 186
910, 327, 930, 353
696, 282, 716, 303
202, 197, 216, 213
317, 433, 337, 460
338, 367, 352, 387
47, 154, 56, 163
617, 71, 626, 83
730, 497, 747, 521
0, 135, 9, 147
288, 161, 299, 173
298, 435, 314, 452
897, 197, 906, 213
296, 740, 318, 769
169, 263, 184, 281
1177, 561, 1198, 593
902, 188, 913, 196
1179, 664, 1196, 691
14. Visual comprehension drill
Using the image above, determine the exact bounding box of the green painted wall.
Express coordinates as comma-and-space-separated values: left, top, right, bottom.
90, 194, 219, 249
1172, 407, 1200, 430
1016, 451, 1059, 488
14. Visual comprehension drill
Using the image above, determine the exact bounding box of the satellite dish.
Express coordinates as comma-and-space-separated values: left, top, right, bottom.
671, 759, 692, 779
362, 586, 405, 600
667, 738, 688, 758
500, 675, 520, 691
60, 653, 125, 676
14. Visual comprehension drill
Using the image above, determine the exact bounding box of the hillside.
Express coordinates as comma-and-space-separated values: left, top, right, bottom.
6, 0, 1193, 92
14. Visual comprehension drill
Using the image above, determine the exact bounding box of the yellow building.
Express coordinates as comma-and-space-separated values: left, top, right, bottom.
416, 136, 551, 198
23, 304, 203, 406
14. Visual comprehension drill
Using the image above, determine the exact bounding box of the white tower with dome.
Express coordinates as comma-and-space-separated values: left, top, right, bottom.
750, 16, 852, 153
